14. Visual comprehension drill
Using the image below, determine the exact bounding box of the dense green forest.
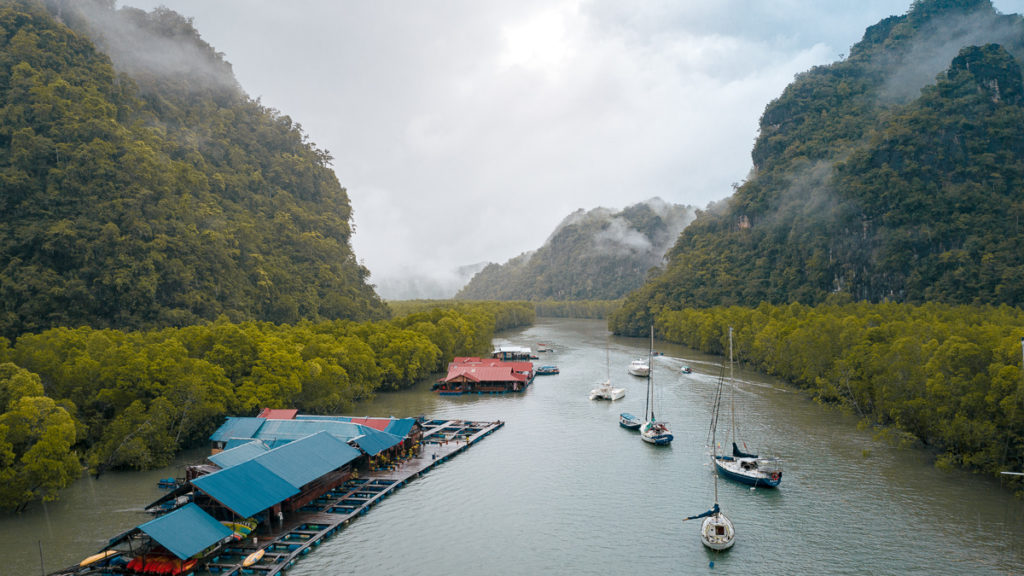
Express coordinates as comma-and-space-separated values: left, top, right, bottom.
457, 199, 693, 301
0, 301, 532, 511
613, 0, 1024, 334
649, 300, 1024, 488
0, 0, 387, 340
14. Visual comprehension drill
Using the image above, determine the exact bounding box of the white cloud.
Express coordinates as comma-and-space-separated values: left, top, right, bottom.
115, 0, 1018, 298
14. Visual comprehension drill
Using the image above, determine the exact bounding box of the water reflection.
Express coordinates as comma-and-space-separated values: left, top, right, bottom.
4, 319, 1022, 575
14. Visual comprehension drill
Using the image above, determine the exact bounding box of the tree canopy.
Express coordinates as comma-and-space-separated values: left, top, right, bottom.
0, 300, 532, 511
0, 0, 387, 339
457, 200, 693, 301
612, 0, 1024, 334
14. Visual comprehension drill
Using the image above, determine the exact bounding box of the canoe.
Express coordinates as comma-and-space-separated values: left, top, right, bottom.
79, 550, 119, 566
242, 548, 265, 567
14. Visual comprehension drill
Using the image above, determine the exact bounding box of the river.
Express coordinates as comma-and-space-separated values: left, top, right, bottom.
3, 318, 1023, 575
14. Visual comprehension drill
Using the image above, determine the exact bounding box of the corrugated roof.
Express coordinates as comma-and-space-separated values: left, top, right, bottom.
384, 418, 417, 438
251, 432, 360, 488
209, 417, 266, 443
254, 418, 368, 443
192, 460, 298, 518
209, 440, 269, 469
442, 365, 527, 383
223, 437, 265, 451
351, 427, 404, 456
345, 416, 391, 431
209, 415, 415, 461
137, 503, 232, 560
258, 408, 298, 419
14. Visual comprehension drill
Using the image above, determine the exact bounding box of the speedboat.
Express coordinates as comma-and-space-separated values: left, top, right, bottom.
628, 359, 650, 376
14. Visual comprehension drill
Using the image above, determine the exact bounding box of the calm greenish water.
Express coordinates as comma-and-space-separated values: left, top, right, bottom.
4, 318, 1023, 575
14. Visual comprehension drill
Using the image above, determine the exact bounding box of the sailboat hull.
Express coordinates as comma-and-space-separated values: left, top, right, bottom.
700, 513, 735, 551
714, 457, 782, 488
640, 433, 673, 445
640, 421, 673, 445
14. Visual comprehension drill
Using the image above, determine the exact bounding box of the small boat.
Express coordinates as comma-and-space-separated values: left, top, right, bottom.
619, 412, 642, 429
714, 327, 783, 488
157, 477, 179, 489
627, 359, 650, 377
687, 502, 735, 551
686, 347, 735, 551
79, 550, 120, 567
590, 379, 625, 400
591, 345, 625, 400
242, 548, 265, 567
537, 343, 554, 352
536, 365, 559, 375
640, 327, 672, 445
680, 365, 692, 374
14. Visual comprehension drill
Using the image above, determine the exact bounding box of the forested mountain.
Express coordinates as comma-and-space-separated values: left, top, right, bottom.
613, 0, 1024, 335
0, 0, 388, 340
456, 199, 694, 301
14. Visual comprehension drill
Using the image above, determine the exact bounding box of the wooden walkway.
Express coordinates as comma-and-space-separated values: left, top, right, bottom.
200, 419, 503, 575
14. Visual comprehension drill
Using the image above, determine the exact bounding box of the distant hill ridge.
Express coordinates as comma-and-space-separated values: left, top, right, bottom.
0, 0, 387, 339
457, 198, 694, 301
612, 0, 1024, 335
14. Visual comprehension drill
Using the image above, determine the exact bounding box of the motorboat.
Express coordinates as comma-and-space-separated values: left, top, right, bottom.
628, 359, 650, 377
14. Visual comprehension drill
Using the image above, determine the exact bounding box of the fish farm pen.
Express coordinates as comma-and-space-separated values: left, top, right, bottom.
50, 416, 504, 576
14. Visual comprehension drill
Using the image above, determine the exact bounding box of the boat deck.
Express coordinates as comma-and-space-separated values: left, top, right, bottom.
199, 418, 503, 575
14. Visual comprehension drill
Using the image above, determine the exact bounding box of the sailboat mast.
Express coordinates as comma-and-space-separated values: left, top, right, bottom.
648, 325, 654, 420
729, 327, 736, 448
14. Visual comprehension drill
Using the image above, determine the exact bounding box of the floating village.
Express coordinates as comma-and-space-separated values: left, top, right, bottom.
48, 333, 787, 573
50, 345, 546, 576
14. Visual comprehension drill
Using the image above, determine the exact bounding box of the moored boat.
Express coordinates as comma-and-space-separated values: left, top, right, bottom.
713, 327, 783, 488
628, 359, 650, 377
536, 365, 559, 375
590, 380, 625, 400
686, 346, 736, 551
639, 327, 672, 445
619, 412, 642, 429
591, 344, 625, 400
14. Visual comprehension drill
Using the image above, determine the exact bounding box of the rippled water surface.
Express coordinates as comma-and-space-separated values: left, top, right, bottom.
4, 318, 1023, 575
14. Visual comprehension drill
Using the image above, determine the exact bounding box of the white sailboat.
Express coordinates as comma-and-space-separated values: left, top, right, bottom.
591, 344, 625, 400
640, 326, 672, 445
713, 327, 783, 488
685, 346, 735, 550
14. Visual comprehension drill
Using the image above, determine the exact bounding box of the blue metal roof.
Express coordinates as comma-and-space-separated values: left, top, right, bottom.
385, 418, 417, 438
252, 431, 361, 488
255, 418, 368, 442
192, 459, 298, 518
209, 417, 265, 443
137, 503, 232, 560
224, 437, 267, 451
209, 440, 269, 469
352, 427, 404, 456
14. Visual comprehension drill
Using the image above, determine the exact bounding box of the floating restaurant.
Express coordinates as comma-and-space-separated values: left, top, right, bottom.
432, 356, 535, 394
491, 345, 537, 361
51, 411, 503, 576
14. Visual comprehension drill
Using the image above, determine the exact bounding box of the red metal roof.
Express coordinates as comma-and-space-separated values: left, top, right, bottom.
257, 408, 298, 420
442, 365, 528, 383
346, 417, 392, 431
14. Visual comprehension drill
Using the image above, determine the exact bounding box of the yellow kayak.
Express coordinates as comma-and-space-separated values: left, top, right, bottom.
242, 548, 264, 567
80, 550, 119, 566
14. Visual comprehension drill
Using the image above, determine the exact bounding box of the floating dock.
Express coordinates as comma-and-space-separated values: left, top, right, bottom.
198, 419, 502, 575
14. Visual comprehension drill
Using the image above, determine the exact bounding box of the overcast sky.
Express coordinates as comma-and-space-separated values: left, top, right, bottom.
117, 1, 1018, 298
